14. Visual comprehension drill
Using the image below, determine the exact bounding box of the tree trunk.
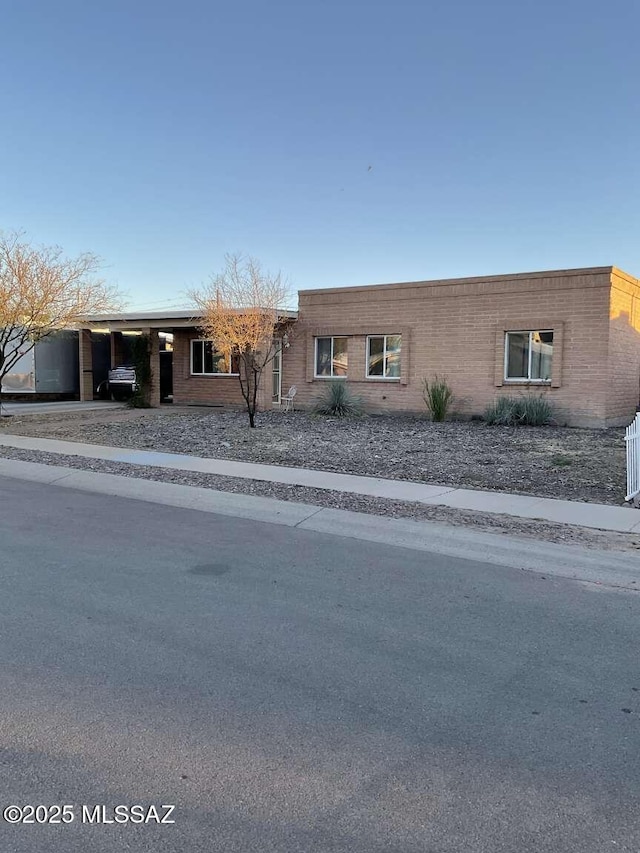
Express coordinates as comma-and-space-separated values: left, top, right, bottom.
250, 364, 259, 429
246, 370, 257, 428
238, 353, 258, 428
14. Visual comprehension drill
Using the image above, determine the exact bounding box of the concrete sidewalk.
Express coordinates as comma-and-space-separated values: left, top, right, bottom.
0, 433, 638, 534
0, 401, 125, 416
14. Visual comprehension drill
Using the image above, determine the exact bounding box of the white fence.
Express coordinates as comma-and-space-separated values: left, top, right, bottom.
626, 412, 640, 502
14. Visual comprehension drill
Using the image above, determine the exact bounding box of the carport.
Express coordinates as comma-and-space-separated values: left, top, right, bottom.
78, 310, 200, 406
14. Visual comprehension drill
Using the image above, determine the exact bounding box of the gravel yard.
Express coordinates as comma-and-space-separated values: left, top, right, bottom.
0, 404, 627, 505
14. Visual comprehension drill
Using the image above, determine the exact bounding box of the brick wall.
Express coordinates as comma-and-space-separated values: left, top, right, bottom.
282, 268, 618, 427
607, 270, 640, 426
172, 328, 249, 408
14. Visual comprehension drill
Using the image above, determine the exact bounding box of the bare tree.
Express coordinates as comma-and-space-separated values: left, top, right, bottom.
0, 231, 122, 413
190, 254, 294, 427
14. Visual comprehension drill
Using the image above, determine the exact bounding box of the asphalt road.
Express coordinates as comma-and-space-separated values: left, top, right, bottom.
0, 475, 638, 852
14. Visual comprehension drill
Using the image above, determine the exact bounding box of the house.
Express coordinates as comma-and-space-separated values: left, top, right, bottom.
284, 266, 640, 428
79, 310, 296, 409
80, 266, 640, 428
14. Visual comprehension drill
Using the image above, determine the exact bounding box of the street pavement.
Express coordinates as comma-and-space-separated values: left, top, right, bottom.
0, 475, 638, 852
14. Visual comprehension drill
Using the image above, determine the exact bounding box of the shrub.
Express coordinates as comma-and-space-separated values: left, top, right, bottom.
484, 394, 554, 426
520, 395, 555, 426
312, 381, 364, 417
484, 396, 517, 426
422, 375, 454, 422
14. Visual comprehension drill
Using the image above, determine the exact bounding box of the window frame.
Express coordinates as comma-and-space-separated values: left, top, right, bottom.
314, 336, 348, 379
503, 330, 553, 383
366, 334, 402, 380
190, 339, 239, 377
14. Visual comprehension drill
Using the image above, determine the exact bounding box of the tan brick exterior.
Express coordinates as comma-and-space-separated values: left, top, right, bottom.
172, 329, 255, 409
281, 267, 640, 428
607, 269, 640, 426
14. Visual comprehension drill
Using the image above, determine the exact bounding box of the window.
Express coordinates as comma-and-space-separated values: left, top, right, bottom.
315, 337, 348, 377
190, 340, 238, 375
504, 331, 553, 382
367, 335, 401, 378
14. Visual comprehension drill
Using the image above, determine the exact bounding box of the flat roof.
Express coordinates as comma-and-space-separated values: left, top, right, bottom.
81, 308, 298, 330
299, 265, 638, 296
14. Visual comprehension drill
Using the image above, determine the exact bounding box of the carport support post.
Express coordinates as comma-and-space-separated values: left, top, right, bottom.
141, 328, 161, 407
78, 329, 94, 402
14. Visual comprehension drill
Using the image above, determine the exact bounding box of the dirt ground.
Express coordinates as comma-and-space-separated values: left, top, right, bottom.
0, 404, 628, 505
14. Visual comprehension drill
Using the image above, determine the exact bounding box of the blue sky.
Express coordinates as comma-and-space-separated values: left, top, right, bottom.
1, 0, 638, 308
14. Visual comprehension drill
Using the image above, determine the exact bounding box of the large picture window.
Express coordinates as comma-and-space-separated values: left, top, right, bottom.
367, 335, 401, 378
190, 340, 238, 375
315, 337, 348, 377
504, 331, 553, 382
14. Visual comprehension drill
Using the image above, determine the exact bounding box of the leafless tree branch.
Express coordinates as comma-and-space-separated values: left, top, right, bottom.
188, 253, 295, 427
0, 230, 123, 406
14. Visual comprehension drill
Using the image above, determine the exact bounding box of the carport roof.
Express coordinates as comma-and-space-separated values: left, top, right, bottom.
81, 308, 297, 331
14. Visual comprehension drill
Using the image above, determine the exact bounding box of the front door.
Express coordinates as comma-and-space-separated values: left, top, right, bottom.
272, 341, 282, 406
160, 350, 173, 402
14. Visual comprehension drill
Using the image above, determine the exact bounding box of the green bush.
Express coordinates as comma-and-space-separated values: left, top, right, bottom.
422, 375, 454, 422
484, 395, 554, 426
484, 396, 518, 425
312, 381, 364, 417
520, 395, 555, 426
